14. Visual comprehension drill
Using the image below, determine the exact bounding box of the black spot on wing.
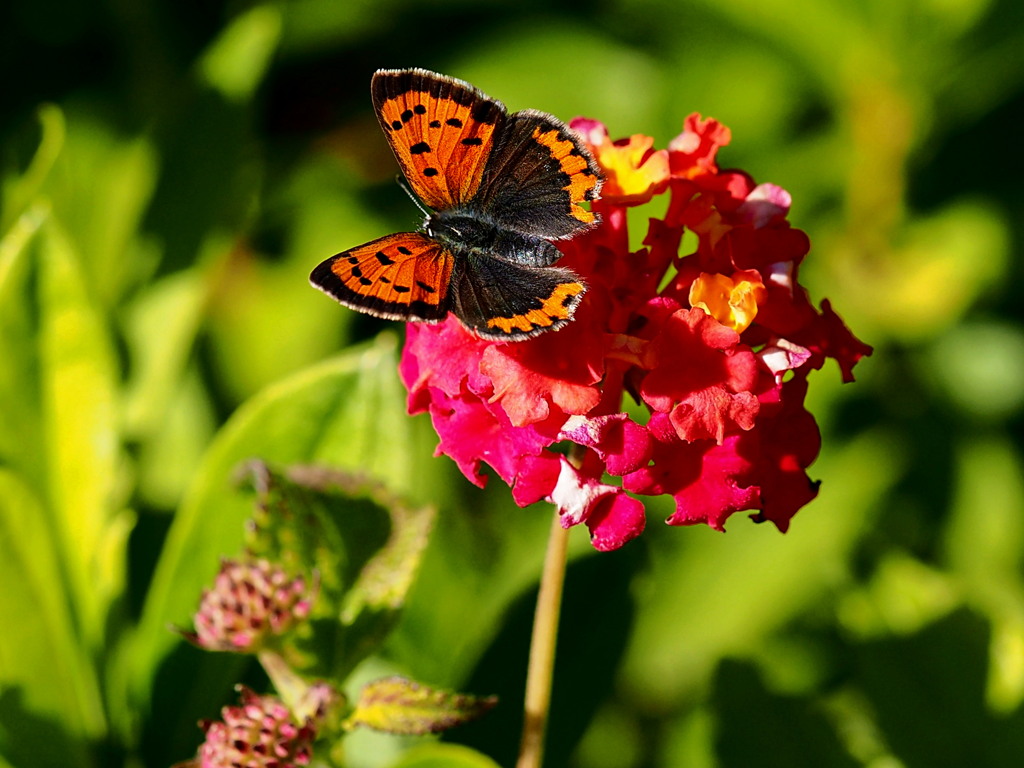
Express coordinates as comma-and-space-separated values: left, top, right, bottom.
471, 101, 495, 122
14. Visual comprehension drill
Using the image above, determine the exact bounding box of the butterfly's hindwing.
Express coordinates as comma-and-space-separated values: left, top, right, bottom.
473, 110, 602, 240
372, 69, 507, 211
450, 251, 586, 340
310, 232, 455, 322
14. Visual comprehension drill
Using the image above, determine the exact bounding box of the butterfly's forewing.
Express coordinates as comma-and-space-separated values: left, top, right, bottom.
371, 69, 507, 211
450, 251, 586, 340
473, 109, 602, 242
310, 232, 455, 322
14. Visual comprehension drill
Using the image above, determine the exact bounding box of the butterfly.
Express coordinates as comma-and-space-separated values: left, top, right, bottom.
310, 68, 603, 341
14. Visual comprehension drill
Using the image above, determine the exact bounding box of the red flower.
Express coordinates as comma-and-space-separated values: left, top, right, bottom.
637, 304, 761, 443
399, 113, 871, 550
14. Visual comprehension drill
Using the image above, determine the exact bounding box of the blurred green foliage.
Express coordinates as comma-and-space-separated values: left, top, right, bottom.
1, 0, 1023, 766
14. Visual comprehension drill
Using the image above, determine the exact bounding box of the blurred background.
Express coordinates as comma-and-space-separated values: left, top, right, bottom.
2, 0, 1024, 766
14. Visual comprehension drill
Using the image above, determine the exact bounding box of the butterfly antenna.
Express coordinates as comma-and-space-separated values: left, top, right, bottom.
395, 174, 431, 217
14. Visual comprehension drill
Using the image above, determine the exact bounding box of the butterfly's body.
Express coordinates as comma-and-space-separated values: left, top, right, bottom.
425, 209, 562, 268
311, 68, 602, 341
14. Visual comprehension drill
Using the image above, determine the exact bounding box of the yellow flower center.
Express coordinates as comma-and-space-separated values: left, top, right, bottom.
689, 271, 767, 333
593, 134, 669, 204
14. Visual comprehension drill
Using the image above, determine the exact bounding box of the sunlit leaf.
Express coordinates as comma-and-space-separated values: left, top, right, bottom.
37, 218, 125, 653
199, 4, 282, 102
42, 116, 159, 307
0, 200, 47, 483
0, 469, 104, 767
347, 676, 496, 735
123, 269, 214, 508
388, 743, 503, 768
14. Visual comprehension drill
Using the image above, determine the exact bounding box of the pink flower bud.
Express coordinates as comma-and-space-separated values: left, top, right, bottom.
187, 559, 312, 652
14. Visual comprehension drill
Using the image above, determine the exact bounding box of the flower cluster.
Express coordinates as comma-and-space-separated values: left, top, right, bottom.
400, 114, 872, 550
191, 686, 318, 768
185, 558, 313, 652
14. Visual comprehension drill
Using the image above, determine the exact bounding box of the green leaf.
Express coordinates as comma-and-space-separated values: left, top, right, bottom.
711, 660, 858, 768
242, 462, 435, 679
0, 469, 104, 767
123, 269, 208, 439
36, 217, 125, 654
855, 610, 1024, 768
0, 105, 64, 236
346, 676, 496, 735
0, 200, 48, 484
198, 4, 282, 102
40, 115, 159, 308
123, 269, 214, 508
131, 336, 417, 705
388, 743, 503, 768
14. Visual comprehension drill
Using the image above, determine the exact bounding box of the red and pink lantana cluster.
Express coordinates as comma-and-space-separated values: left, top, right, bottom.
400, 114, 872, 551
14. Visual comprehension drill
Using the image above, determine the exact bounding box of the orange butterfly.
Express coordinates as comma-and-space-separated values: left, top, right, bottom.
310, 68, 602, 341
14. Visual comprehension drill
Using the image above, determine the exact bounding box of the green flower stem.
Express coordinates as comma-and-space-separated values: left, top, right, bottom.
516, 508, 571, 768
258, 649, 310, 713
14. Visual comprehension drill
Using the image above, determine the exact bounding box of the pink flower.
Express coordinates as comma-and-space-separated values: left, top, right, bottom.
192, 686, 317, 768
400, 113, 871, 550
184, 559, 313, 652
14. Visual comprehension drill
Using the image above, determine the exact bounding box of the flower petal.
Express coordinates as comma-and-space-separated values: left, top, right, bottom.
639, 308, 761, 443
480, 313, 605, 427
669, 113, 732, 179
572, 118, 670, 206
561, 413, 653, 476
586, 492, 647, 551
549, 457, 646, 550
623, 435, 760, 531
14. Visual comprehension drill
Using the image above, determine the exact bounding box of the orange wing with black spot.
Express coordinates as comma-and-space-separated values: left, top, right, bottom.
309, 232, 455, 322
472, 109, 603, 241
371, 69, 507, 211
